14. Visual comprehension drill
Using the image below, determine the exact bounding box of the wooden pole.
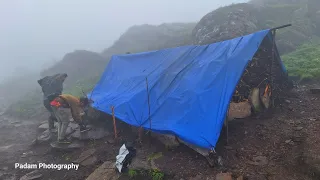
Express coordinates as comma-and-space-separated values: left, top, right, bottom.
271, 30, 276, 107
145, 77, 152, 145
270, 24, 291, 31
111, 106, 117, 139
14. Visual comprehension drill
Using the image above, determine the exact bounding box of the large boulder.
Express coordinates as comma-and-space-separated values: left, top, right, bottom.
192, 3, 259, 45
192, 1, 318, 55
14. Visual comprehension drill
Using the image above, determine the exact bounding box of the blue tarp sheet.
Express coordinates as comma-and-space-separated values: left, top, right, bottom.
89, 29, 272, 149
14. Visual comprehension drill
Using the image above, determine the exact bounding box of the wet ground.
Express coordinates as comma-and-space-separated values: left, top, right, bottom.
0, 85, 319, 180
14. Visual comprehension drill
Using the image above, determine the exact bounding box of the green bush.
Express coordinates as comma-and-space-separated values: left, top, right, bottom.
282, 44, 320, 81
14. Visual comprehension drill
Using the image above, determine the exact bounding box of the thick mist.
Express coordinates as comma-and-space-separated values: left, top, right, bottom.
0, 0, 247, 82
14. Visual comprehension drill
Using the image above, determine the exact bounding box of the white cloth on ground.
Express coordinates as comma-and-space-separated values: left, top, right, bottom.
115, 144, 129, 173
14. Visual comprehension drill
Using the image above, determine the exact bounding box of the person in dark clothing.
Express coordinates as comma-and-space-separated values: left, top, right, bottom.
37, 73, 68, 132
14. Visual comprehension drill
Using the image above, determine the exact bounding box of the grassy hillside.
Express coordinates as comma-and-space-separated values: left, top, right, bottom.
282, 43, 320, 81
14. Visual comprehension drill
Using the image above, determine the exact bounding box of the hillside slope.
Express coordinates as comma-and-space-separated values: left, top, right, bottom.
41, 50, 107, 87
192, 0, 320, 54
102, 23, 196, 57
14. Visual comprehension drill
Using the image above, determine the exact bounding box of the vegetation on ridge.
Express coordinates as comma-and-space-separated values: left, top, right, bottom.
282, 43, 320, 81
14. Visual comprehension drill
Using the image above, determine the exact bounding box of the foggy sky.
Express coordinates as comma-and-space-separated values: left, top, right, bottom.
0, 0, 247, 81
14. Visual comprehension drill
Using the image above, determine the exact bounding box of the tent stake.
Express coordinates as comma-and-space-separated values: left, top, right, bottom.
111, 106, 117, 139
146, 77, 152, 146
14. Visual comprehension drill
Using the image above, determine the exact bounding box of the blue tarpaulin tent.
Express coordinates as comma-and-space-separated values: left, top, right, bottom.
89, 29, 283, 149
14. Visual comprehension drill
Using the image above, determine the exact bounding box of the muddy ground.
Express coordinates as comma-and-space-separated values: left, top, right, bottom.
0, 85, 319, 180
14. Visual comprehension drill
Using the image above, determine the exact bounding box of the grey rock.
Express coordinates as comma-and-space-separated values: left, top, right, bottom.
0, 173, 16, 180
73, 149, 97, 166
152, 133, 179, 149
38, 123, 49, 130
50, 141, 84, 150
188, 175, 203, 180
81, 156, 98, 166
129, 158, 150, 170
192, 3, 258, 45
86, 161, 119, 180
215, 173, 232, 180
36, 130, 52, 142
248, 156, 268, 166
19, 170, 42, 180
71, 127, 108, 140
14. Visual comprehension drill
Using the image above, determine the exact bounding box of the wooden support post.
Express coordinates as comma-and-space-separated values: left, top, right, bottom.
271, 30, 276, 107
111, 106, 117, 139
145, 77, 152, 145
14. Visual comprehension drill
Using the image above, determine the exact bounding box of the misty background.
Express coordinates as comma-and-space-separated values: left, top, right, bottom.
0, 0, 247, 82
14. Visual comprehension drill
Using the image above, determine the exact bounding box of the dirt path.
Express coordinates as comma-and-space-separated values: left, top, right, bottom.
0, 85, 319, 180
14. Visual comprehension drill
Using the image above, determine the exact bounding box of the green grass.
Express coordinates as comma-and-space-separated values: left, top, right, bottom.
126, 169, 165, 180
282, 43, 320, 81
128, 169, 138, 178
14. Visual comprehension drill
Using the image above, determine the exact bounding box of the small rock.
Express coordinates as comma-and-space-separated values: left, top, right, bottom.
0, 166, 8, 171
295, 126, 303, 131
129, 158, 150, 170
224, 146, 233, 150
71, 127, 109, 140
216, 173, 232, 180
295, 120, 302, 125
248, 156, 268, 166
21, 151, 33, 158
285, 139, 294, 145
36, 130, 52, 142
81, 156, 98, 166
189, 174, 203, 180
236, 175, 244, 180
309, 118, 317, 121
106, 138, 115, 144
244, 131, 248, 135
285, 139, 292, 144
285, 100, 291, 103
152, 133, 180, 149
300, 111, 305, 114
20, 170, 42, 180
10, 121, 20, 124
73, 149, 96, 165
38, 123, 49, 130
86, 161, 119, 180
0, 173, 16, 180
50, 141, 84, 150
